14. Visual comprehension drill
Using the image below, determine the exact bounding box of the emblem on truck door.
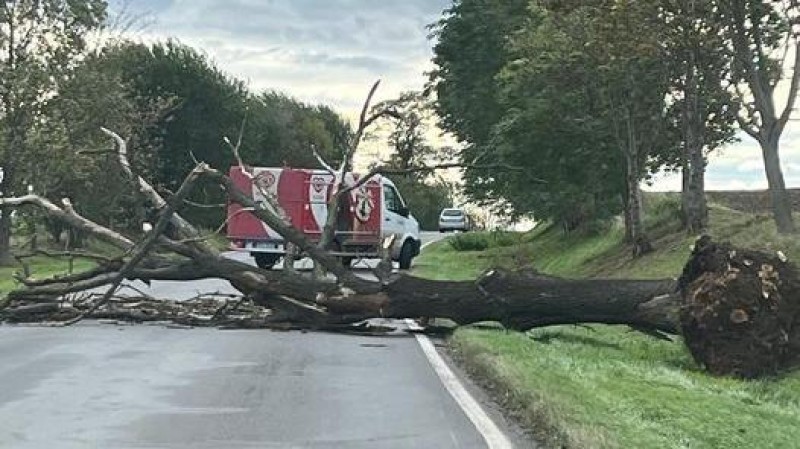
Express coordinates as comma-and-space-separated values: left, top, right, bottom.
311, 176, 327, 193
255, 171, 276, 189
353, 187, 375, 222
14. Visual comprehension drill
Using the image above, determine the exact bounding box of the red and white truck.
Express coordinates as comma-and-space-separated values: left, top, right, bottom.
227, 166, 421, 269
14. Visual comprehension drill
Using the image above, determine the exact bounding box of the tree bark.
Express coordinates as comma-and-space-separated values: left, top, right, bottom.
354, 271, 679, 333
682, 148, 708, 234
0, 198, 13, 266
624, 151, 652, 257
680, 54, 708, 234
761, 136, 795, 234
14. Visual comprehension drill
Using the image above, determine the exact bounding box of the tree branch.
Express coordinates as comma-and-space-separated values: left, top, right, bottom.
778, 36, 800, 133
0, 195, 134, 250
62, 163, 208, 325
199, 166, 373, 290
101, 127, 211, 252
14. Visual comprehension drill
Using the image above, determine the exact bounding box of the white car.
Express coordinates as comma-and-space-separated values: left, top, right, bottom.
438, 208, 470, 232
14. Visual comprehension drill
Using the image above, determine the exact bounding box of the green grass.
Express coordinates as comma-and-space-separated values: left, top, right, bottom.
0, 234, 116, 298
453, 326, 800, 449
413, 198, 800, 449
0, 256, 95, 297
415, 203, 800, 282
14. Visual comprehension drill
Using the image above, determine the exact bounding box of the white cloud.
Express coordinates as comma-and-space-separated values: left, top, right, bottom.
111, 1, 800, 193
110, 0, 448, 115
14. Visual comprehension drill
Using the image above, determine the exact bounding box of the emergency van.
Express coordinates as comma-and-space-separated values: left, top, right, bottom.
227, 166, 421, 270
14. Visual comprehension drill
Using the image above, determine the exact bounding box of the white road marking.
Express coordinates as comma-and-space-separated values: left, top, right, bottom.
410, 237, 513, 449
407, 322, 514, 449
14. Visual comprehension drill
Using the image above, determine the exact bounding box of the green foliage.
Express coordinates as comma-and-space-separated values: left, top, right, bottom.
0, 1, 109, 260
430, 0, 529, 149
374, 90, 441, 174
430, 0, 744, 238
448, 230, 518, 252
391, 176, 451, 230
51, 40, 352, 229
448, 233, 490, 252
431, 0, 681, 234
429, 0, 532, 218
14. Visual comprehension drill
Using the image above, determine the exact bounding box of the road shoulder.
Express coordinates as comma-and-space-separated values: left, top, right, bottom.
417, 331, 538, 448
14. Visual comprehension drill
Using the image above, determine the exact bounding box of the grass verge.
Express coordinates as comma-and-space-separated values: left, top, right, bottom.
413, 199, 800, 449
0, 256, 95, 297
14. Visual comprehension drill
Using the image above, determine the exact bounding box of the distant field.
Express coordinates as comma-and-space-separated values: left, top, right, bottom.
706, 188, 800, 214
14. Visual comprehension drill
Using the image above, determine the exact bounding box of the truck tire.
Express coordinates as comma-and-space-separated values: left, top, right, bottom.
254, 253, 280, 270
341, 256, 354, 268
398, 240, 414, 270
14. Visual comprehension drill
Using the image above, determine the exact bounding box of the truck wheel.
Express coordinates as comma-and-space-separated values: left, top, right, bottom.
254, 253, 280, 270
341, 256, 354, 268
398, 241, 414, 270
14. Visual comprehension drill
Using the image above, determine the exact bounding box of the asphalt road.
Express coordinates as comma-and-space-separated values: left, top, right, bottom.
0, 231, 527, 448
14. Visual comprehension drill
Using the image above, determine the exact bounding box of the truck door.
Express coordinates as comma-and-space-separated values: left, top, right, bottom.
381, 183, 407, 243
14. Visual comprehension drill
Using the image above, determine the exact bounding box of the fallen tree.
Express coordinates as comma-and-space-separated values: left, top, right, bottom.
0, 83, 798, 379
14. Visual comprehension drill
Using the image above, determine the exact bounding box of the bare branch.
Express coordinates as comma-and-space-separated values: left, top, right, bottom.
357, 81, 383, 145
729, 3, 776, 119
63, 163, 208, 325
15, 248, 120, 265
13, 264, 119, 288
0, 195, 134, 250
200, 167, 373, 290
76, 147, 116, 156
182, 199, 226, 209
311, 144, 335, 175
101, 127, 211, 252
340, 79, 383, 174
223, 120, 293, 225
339, 162, 544, 198
779, 37, 800, 132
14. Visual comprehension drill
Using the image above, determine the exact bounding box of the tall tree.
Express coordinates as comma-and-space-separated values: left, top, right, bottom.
661, 0, 738, 233
91, 41, 352, 228
580, 0, 675, 254
492, 5, 627, 231
719, 0, 799, 234
373, 91, 453, 231
430, 0, 681, 251
429, 0, 530, 214
0, 0, 107, 264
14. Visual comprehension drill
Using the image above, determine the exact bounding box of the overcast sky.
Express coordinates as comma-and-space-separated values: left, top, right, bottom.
109, 0, 800, 192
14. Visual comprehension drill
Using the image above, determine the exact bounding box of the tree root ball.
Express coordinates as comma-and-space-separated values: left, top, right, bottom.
677, 236, 800, 378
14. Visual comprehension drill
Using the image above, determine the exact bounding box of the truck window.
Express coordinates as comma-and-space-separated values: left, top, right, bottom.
383, 184, 405, 214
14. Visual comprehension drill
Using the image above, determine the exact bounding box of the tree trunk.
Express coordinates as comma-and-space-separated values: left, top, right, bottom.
624, 153, 652, 257
398, 273, 678, 332
761, 137, 795, 234
0, 206, 13, 266
682, 147, 708, 234
306, 271, 680, 333
680, 65, 708, 234
622, 114, 652, 257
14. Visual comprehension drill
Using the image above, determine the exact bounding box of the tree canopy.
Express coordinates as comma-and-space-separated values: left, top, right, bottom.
429, 0, 783, 244
53, 40, 354, 229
